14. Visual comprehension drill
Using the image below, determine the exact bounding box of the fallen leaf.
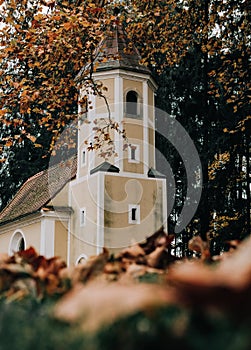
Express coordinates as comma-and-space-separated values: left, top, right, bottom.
188, 235, 211, 261
167, 236, 251, 314
122, 263, 163, 281
146, 246, 167, 268
116, 243, 145, 260
71, 248, 109, 284
140, 226, 174, 254
54, 281, 175, 332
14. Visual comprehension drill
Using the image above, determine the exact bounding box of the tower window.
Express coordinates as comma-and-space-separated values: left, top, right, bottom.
131, 147, 136, 160
81, 149, 86, 167
131, 208, 137, 221
126, 91, 138, 116
80, 208, 86, 227
128, 204, 140, 224
128, 144, 140, 163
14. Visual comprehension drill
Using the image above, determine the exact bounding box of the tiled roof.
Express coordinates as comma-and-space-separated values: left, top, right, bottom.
148, 168, 166, 179
94, 23, 151, 74
90, 161, 120, 175
76, 23, 151, 81
0, 156, 77, 226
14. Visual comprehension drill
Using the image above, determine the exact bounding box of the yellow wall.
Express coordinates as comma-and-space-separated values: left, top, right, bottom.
148, 127, 155, 169
123, 119, 144, 174
148, 87, 154, 123
70, 171, 165, 258
78, 121, 91, 178
124, 79, 143, 98
47, 183, 69, 207
0, 219, 41, 254
0, 231, 11, 253
92, 126, 116, 169
69, 175, 99, 264
54, 220, 68, 261
95, 78, 115, 113
104, 174, 164, 253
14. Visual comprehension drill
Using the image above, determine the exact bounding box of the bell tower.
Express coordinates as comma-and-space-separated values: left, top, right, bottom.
69, 23, 167, 264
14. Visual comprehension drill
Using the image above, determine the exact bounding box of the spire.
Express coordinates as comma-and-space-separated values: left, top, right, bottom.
75, 19, 151, 83
94, 22, 151, 75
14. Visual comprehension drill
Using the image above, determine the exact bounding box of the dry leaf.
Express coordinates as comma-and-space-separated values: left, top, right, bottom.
167, 236, 251, 314
146, 246, 166, 268
188, 236, 211, 261
71, 248, 109, 284
140, 227, 174, 254
116, 244, 145, 259
54, 281, 175, 332
122, 263, 163, 281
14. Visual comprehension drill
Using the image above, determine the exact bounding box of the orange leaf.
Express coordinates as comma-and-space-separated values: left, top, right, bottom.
63, 22, 72, 30
54, 281, 173, 332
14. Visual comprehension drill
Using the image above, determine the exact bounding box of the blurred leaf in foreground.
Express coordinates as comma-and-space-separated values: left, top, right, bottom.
54, 281, 175, 332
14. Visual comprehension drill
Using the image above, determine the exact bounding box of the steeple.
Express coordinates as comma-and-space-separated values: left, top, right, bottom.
94, 22, 151, 75
76, 19, 158, 178
69, 16, 168, 260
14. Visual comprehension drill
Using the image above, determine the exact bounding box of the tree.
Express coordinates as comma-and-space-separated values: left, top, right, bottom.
126, 0, 250, 252
0, 0, 108, 153
0, 0, 112, 206
0, 130, 51, 210
0, 0, 250, 253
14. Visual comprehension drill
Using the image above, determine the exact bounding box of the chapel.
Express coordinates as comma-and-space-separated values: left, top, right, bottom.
0, 23, 167, 265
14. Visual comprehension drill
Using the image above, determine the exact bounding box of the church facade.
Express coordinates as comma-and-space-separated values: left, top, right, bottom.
0, 25, 167, 265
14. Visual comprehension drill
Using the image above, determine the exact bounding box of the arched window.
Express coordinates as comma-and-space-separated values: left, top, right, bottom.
9, 231, 26, 255
126, 91, 138, 116
76, 254, 88, 265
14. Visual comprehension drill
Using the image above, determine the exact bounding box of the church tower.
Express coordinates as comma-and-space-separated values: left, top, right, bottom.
69, 23, 167, 263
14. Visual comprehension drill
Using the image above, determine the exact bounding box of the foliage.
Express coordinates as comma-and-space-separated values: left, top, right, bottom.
154, 44, 250, 254
2, 232, 251, 349
1, 0, 250, 142
0, 2, 250, 347
0, 298, 86, 350
0, 0, 102, 151
0, 0, 250, 251
0, 128, 51, 210
148, 0, 251, 251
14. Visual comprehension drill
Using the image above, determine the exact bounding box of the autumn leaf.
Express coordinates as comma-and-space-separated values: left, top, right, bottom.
54, 281, 174, 332
71, 248, 109, 284
63, 22, 73, 30
167, 236, 251, 315
116, 244, 145, 260
26, 134, 37, 143
188, 235, 211, 261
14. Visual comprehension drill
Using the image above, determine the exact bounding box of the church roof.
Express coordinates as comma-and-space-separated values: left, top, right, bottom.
0, 156, 77, 226
76, 22, 151, 81
148, 168, 166, 179
94, 23, 151, 74
90, 161, 120, 175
